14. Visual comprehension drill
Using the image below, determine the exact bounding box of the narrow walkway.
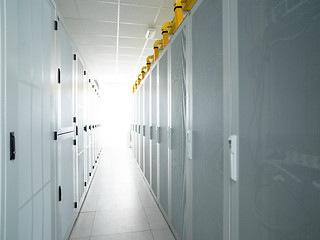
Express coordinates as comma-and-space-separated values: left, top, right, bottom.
69, 148, 175, 240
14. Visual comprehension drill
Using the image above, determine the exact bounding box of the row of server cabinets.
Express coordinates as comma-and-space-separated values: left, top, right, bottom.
0, 0, 103, 239
131, 0, 320, 240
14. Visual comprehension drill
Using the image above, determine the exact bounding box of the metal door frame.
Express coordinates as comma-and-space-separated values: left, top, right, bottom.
0, 1, 4, 238
223, 1, 239, 240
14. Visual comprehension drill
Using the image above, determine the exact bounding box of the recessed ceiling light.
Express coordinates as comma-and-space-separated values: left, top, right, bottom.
145, 28, 156, 39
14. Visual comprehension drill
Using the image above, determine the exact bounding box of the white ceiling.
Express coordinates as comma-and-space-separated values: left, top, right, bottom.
55, 0, 175, 83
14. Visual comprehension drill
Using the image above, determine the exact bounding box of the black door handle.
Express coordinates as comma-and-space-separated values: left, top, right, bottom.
10, 132, 16, 160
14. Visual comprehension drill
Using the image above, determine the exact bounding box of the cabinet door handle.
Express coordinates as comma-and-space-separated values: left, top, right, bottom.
10, 132, 16, 160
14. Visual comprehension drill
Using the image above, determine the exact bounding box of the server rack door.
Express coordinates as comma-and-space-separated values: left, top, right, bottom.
138, 89, 141, 166
133, 94, 136, 157
56, 20, 76, 240
140, 85, 144, 172
158, 52, 169, 215
170, 27, 187, 239
76, 59, 85, 205
236, 1, 320, 240
4, 0, 56, 239
144, 77, 151, 184
57, 133, 74, 240
134, 93, 138, 159
191, 1, 224, 239
151, 67, 158, 196
83, 78, 89, 185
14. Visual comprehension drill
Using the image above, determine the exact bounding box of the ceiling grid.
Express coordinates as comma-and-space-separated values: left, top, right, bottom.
55, 0, 174, 83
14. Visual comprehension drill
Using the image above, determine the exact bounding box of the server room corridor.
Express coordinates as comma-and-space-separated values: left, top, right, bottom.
69, 147, 175, 240
1, 0, 320, 240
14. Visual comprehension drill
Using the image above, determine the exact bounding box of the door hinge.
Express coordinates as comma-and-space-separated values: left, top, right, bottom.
54, 20, 58, 31
74, 202, 78, 209
84, 71, 87, 75
73, 54, 77, 61
58, 186, 62, 202
84, 182, 87, 187
89, 172, 91, 176
73, 139, 76, 146
76, 126, 78, 136
73, 117, 76, 123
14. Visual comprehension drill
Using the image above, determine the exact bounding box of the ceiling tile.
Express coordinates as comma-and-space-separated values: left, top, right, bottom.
119, 37, 146, 48
92, 46, 117, 55
95, 54, 116, 63
121, 0, 162, 7
55, 0, 80, 19
145, 38, 156, 49
162, 0, 174, 9
89, 35, 117, 46
78, 44, 92, 54
83, 20, 117, 35
64, 19, 85, 34
119, 24, 148, 38
76, 0, 118, 21
86, 0, 118, 3
118, 47, 143, 56
154, 8, 174, 26
71, 34, 90, 45
120, 5, 159, 24
118, 55, 139, 62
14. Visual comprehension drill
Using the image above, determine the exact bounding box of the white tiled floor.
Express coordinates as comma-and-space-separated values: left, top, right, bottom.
69, 148, 175, 240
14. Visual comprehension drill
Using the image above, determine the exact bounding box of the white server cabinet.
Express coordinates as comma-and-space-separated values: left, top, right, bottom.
3, 0, 56, 239
140, 85, 144, 172
169, 27, 187, 239
144, 76, 151, 184
55, 16, 76, 240
158, 52, 169, 215
151, 67, 158, 196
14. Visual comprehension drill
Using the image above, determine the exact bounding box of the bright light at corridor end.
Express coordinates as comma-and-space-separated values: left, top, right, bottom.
99, 82, 133, 149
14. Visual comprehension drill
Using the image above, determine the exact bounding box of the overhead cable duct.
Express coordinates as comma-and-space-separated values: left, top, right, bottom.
153, 40, 163, 61
138, 74, 142, 85
141, 66, 147, 79
162, 22, 173, 47
174, 0, 183, 28
146, 55, 154, 71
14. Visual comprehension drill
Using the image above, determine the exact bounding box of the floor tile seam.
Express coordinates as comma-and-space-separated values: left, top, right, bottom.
89, 229, 153, 240
90, 229, 154, 238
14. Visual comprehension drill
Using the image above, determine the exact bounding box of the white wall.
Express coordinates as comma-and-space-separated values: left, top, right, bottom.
100, 83, 132, 149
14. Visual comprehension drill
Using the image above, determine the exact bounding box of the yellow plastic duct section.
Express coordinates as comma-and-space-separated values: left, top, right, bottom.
138, 74, 142, 85
162, 22, 173, 47
182, 0, 197, 11
146, 55, 154, 71
133, 85, 135, 93
141, 66, 147, 79
135, 81, 138, 90
174, 0, 183, 29
153, 40, 163, 61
